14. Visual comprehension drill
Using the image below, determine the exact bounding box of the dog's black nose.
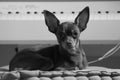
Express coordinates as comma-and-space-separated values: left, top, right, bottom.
67, 42, 72, 45
66, 42, 73, 47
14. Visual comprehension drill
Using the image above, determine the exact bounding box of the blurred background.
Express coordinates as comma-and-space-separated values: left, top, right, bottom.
0, 0, 120, 69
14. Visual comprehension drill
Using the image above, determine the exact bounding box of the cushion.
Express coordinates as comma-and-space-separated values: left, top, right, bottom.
0, 66, 120, 80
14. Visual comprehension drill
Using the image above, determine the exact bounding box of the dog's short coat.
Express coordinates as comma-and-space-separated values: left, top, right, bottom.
9, 6, 90, 71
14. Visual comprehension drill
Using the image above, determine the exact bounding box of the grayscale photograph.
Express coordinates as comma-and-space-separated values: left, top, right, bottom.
0, 0, 120, 80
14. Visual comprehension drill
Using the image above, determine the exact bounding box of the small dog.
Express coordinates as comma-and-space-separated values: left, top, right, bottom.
9, 6, 89, 71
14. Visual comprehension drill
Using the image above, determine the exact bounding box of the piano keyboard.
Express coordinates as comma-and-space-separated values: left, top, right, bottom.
0, 1, 120, 20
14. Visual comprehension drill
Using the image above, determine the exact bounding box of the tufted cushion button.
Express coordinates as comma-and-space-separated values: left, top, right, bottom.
23, 77, 40, 80
20, 70, 40, 78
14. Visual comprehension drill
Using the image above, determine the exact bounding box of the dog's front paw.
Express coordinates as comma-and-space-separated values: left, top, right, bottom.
75, 67, 80, 70
55, 67, 66, 71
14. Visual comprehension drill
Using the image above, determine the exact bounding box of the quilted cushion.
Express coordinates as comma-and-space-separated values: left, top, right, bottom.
0, 66, 120, 80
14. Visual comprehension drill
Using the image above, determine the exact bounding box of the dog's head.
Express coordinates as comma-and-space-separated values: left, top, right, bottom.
43, 7, 89, 52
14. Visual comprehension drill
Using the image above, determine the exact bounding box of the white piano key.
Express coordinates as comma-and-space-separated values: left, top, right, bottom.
114, 14, 120, 20
107, 14, 114, 20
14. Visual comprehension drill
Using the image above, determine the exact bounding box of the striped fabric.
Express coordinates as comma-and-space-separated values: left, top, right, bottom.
0, 66, 120, 80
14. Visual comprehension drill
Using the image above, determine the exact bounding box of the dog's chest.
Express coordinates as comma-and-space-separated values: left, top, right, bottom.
58, 52, 81, 68
37, 45, 82, 69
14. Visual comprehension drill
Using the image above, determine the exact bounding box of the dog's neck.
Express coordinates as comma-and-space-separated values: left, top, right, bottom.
59, 40, 83, 56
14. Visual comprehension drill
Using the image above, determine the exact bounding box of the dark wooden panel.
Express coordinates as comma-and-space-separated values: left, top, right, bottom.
0, 43, 120, 68
0, 45, 16, 67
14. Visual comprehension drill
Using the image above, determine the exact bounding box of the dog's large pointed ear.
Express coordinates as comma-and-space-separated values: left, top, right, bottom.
43, 10, 60, 33
74, 7, 89, 32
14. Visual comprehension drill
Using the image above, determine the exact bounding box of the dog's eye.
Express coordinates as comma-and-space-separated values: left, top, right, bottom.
72, 32, 78, 38
73, 32, 78, 36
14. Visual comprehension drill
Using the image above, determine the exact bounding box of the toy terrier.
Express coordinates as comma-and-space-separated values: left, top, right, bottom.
9, 6, 89, 71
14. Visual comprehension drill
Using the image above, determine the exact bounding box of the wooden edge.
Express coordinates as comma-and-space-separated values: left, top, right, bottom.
0, 40, 119, 45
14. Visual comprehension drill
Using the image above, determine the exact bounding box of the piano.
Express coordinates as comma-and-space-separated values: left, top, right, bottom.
0, 0, 120, 44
